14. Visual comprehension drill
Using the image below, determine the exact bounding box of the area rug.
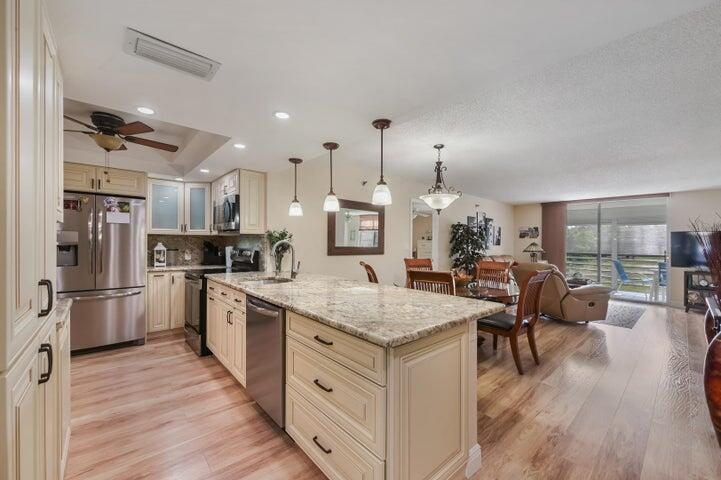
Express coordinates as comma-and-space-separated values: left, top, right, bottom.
597, 302, 646, 329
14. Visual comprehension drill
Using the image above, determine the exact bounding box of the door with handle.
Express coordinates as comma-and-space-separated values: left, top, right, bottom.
95, 195, 146, 290
57, 193, 95, 292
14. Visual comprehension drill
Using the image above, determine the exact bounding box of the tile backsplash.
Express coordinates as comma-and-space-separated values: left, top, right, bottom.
148, 234, 266, 270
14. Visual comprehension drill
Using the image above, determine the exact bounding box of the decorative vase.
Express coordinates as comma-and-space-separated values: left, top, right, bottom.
705, 330, 721, 448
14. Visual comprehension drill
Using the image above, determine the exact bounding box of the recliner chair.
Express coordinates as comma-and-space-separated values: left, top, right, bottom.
511, 262, 611, 323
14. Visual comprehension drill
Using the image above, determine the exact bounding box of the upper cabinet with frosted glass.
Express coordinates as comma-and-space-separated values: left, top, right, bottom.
147, 179, 211, 234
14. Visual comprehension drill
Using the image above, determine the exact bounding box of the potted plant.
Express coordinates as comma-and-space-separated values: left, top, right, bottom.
266, 228, 293, 275
450, 222, 486, 278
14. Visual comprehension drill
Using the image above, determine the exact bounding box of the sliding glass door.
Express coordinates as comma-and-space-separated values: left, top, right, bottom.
566, 197, 668, 303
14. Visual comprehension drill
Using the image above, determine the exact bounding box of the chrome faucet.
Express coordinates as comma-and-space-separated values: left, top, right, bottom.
271, 239, 300, 279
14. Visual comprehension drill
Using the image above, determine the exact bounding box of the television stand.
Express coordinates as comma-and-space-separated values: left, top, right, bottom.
684, 270, 715, 312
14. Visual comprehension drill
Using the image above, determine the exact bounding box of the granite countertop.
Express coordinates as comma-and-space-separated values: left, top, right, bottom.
147, 265, 229, 273
205, 272, 505, 348
55, 298, 73, 321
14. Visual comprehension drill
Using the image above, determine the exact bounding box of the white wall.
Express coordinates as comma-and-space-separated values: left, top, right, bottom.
667, 188, 721, 307
266, 159, 514, 286
513, 204, 543, 262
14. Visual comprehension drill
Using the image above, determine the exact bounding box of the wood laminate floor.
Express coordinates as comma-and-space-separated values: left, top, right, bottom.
66, 303, 721, 480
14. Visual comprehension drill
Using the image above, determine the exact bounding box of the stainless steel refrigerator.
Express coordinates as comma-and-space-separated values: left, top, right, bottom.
57, 192, 146, 351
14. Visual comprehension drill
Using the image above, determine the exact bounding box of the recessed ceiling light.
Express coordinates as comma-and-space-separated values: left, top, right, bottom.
233, 143, 246, 149
274, 111, 290, 120
200, 168, 210, 173
137, 106, 155, 115
174, 177, 183, 181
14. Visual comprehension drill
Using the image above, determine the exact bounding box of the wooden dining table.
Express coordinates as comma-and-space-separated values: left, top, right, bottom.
456, 280, 520, 305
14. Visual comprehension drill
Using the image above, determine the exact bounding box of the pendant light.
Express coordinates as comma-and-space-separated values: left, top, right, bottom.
322, 142, 340, 212
420, 144, 461, 214
371, 119, 392, 205
288, 158, 304, 216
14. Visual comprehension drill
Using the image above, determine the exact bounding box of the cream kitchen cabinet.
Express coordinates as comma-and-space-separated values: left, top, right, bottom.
170, 272, 186, 329
210, 169, 266, 234
147, 273, 171, 332
206, 281, 246, 387
56, 308, 71, 478
238, 169, 266, 233
148, 179, 212, 235
64, 162, 147, 197
2, 0, 68, 478
146, 272, 186, 332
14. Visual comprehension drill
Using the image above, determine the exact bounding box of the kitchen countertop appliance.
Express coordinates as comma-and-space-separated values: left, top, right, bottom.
246, 295, 285, 428
184, 249, 260, 356
57, 192, 146, 352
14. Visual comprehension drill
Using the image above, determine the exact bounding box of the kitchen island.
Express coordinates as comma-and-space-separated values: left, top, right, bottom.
205, 272, 504, 480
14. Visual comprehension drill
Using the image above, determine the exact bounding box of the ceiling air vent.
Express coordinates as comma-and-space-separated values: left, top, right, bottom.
123, 28, 221, 81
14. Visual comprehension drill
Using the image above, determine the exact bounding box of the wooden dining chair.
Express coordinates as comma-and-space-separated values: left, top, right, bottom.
476, 269, 551, 374
404, 258, 433, 287
407, 270, 456, 296
475, 260, 511, 287
359, 261, 379, 283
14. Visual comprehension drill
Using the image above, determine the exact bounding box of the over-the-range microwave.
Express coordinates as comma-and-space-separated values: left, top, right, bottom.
213, 193, 240, 232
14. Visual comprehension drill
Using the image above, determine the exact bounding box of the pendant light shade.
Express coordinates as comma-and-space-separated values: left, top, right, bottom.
322, 142, 340, 212
288, 158, 304, 217
371, 119, 392, 205
419, 144, 461, 214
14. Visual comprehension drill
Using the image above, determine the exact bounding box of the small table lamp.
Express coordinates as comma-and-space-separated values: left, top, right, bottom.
523, 242, 545, 262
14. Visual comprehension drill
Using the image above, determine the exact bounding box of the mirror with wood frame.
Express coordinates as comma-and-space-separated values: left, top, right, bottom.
327, 199, 385, 255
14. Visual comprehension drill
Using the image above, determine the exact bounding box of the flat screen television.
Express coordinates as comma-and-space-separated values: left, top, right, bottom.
670, 231, 708, 268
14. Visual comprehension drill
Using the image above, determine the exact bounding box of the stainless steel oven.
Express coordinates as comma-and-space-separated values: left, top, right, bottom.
213, 193, 240, 232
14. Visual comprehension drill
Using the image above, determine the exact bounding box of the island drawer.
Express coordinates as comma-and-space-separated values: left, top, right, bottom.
207, 281, 245, 310
287, 337, 386, 458
287, 311, 386, 386
286, 385, 385, 480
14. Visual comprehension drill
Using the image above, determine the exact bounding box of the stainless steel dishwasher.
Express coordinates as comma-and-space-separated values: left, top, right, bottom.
246, 296, 285, 428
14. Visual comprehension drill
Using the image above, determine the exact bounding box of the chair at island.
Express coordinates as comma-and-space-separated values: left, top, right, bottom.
359, 261, 379, 283
404, 257, 433, 287
477, 269, 551, 374
408, 270, 456, 296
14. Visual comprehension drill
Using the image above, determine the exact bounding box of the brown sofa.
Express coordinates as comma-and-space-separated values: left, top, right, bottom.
512, 262, 611, 323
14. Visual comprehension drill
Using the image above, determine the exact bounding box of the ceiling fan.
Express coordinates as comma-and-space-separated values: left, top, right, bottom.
63, 111, 179, 153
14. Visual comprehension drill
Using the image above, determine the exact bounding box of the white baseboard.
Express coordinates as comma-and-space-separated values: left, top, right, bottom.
465, 443, 482, 478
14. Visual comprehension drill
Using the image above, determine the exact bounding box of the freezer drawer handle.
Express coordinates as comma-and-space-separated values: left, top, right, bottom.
313, 335, 333, 346
313, 379, 333, 393
38, 279, 53, 317
312, 436, 332, 454
38, 343, 53, 385
70, 290, 142, 301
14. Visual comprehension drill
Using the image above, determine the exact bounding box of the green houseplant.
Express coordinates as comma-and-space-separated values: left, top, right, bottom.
450, 223, 485, 275
266, 228, 293, 274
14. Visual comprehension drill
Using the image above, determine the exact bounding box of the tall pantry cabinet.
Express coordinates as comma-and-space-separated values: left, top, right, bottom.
1, 1, 69, 479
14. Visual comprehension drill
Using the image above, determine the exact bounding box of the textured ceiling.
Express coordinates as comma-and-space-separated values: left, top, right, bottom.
47, 0, 718, 203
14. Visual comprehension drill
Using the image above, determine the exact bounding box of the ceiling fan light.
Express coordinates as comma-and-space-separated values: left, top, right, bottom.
372, 182, 392, 206
420, 192, 459, 212
288, 199, 304, 217
90, 133, 124, 151
323, 193, 340, 212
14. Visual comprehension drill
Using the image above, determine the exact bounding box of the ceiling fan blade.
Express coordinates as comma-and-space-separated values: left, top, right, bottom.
63, 115, 97, 131
118, 144, 128, 151
63, 129, 95, 134
123, 136, 179, 152
116, 121, 154, 136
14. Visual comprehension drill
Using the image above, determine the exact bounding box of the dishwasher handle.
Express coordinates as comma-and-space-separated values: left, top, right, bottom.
247, 298, 282, 318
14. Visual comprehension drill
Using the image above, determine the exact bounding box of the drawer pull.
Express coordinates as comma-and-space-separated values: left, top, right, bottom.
234, 298, 242, 303
209, 286, 215, 291
221, 292, 227, 296
312, 436, 332, 454
313, 379, 333, 393
313, 335, 334, 346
